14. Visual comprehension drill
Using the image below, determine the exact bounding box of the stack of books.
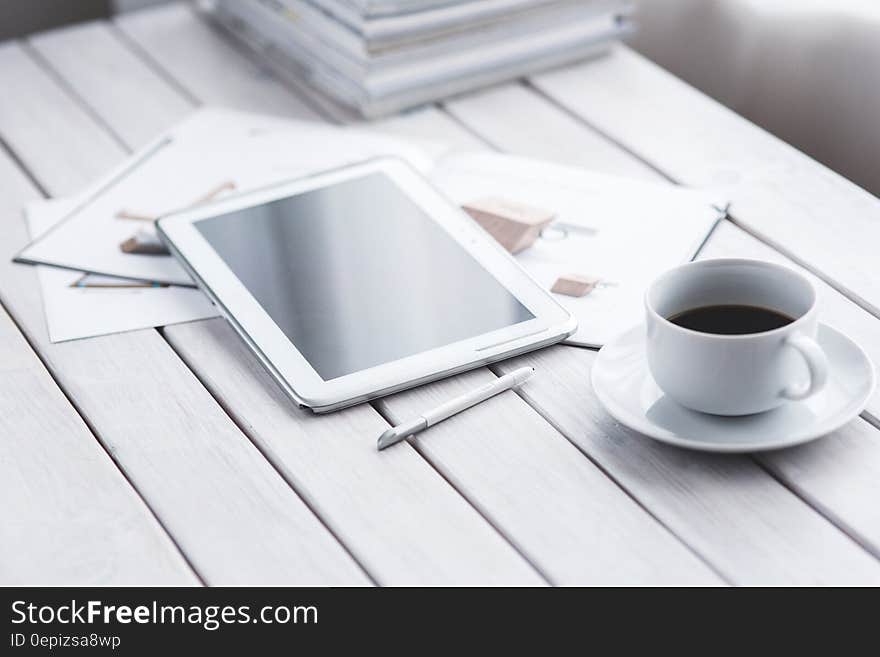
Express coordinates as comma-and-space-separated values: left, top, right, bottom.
207, 0, 633, 117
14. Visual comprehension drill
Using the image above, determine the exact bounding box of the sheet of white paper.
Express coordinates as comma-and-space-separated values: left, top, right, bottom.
430, 152, 724, 347
17, 107, 440, 285
25, 199, 218, 343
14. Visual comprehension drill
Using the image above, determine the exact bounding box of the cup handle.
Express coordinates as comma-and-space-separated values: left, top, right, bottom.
781, 333, 829, 401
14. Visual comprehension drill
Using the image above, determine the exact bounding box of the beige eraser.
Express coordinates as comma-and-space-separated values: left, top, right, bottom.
551, 274, 600, 297
120, 229, 169, 255
462, 197, 555, 254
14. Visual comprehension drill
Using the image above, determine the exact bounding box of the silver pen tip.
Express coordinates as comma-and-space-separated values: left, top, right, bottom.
377, 428, 398, 451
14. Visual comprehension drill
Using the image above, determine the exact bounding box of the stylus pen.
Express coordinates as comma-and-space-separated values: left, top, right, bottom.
377, 366, 535, 450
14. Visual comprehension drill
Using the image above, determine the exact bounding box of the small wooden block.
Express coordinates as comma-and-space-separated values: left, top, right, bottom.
551, 274, 600, 297
462, 197, 555, 254
120, 229, 170, 255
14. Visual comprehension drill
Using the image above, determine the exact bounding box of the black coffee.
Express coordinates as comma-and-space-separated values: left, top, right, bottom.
668, 304, 794, 335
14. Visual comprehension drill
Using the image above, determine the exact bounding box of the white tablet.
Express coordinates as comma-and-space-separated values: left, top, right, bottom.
157, 157, 576, 412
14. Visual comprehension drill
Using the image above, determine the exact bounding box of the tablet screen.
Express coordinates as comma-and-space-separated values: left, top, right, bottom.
195, 172, 534, 380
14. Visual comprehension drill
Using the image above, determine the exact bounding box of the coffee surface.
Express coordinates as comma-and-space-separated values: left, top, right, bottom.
668, 304, 793, 335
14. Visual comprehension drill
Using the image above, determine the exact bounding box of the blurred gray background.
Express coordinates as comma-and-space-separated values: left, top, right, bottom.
0, 0, 109, 40
631, 0, 880, 199
0, 0, 168, 40
2, 0, 878, 197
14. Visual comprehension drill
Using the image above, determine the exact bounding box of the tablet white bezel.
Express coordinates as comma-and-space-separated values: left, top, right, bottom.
157, 157, 576, 411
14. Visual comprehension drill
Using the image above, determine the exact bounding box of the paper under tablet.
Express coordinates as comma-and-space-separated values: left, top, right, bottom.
15, 107, 438, 286
24, 199, 218, 343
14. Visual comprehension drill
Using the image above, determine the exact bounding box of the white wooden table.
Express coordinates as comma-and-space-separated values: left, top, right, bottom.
3, 3, 880, 586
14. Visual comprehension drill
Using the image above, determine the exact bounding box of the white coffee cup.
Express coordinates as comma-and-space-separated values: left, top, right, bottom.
645, 258, 829, 416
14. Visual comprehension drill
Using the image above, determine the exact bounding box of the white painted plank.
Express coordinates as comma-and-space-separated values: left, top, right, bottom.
443, 82, 663, 182
699, 220, 880, 557
0, 307, 192, 585
375, 368, 719, 584
0, 42, 368, 585
761, 420, 880, 560
531, 45, 880, 318
492, 348, 880, 584
30, 21, 193, 150
42, 16, 544, 584
369, 105, 486, 152
115, 3, 322, 120
0, 42, 122, 194
111, 5, 720, 583
165, 320, 543, 584
0, 152, 196, 585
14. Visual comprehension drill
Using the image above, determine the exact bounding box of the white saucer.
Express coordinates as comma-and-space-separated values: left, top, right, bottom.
591, 323, 875, 452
